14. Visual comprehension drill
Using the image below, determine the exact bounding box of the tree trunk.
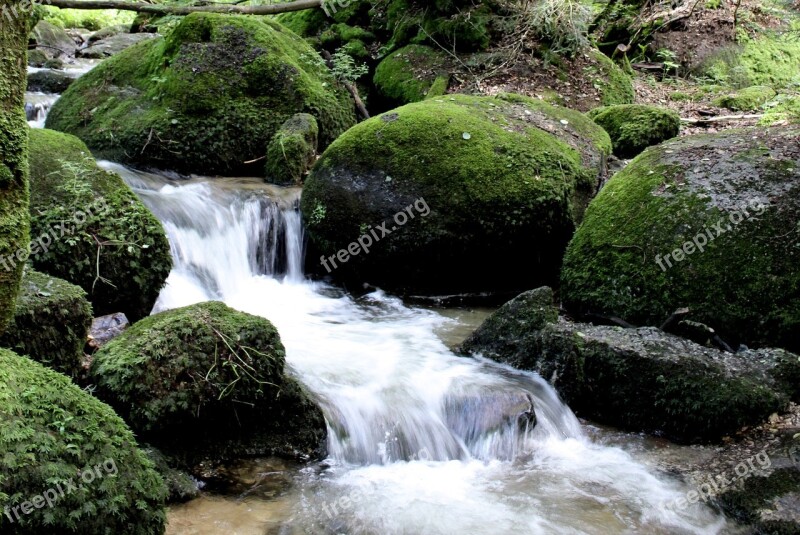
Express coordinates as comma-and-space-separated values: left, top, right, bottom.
39, 0, 322, 15
0, 0, 31, 334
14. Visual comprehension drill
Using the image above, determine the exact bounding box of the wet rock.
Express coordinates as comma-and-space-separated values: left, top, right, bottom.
27, 69, 74, 94
444, 388, 536, 443
78, 32, 157, 59
462, 288, 800, 443
89, 312, 129, 348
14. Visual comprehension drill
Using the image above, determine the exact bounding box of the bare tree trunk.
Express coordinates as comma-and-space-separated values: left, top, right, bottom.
0, 0, 31, 334
38, 0, 322, 15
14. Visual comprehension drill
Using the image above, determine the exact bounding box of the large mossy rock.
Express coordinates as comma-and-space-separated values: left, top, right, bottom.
0, 268, 91, 377
301, 93, 611, 295
89, 301, 326, 464
461, 288, 798, 443
561, 126, 800, 352
0, 7, 30, 335
27, 128, 171, 322
587, 104, 681, 158
0, 349, 166, 534
46, 13, 357, 177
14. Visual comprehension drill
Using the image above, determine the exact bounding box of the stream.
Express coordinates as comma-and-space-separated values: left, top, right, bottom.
26, 76, 737, 534
100, 163, 733, 535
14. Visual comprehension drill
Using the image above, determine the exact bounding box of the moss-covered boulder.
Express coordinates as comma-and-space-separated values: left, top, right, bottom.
713, 85, 777, 111
589, 50, 637, 107
90, 301, 326, 464
26, 69, 74, 94
301, 93, 611, 295
373, 45, 450, 107
265, 113, 318, 185
27, 128, 171, 322
0, 268, 91, 377
0, 8, 31, 335
587, 104, 681, 158
461, 289, 796, 442
0, 348, 166, 534
561, 126, 800, 352
46, 13, 356, 177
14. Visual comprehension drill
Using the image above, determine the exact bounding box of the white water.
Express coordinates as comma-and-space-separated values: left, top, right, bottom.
105, 163, 732, 535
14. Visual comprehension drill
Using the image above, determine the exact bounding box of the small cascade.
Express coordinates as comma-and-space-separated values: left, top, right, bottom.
104, 163, 732, 534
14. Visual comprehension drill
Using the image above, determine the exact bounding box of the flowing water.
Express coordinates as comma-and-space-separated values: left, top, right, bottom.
99, 162, 736, 535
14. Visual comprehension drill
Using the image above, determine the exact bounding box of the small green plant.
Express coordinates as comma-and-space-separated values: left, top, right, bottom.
309, 201, 327, 226
330, 49, 370, 83
517, 0, 592, 57
655, 48, 681, 77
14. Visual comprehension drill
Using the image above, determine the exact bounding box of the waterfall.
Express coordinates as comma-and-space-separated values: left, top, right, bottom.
106, 163, 731, 534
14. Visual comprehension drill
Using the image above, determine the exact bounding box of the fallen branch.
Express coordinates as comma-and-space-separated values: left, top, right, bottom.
681, 114, 764, 125
38, 0, 321, 15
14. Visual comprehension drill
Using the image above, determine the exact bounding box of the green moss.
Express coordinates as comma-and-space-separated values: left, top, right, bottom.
90, 301, 326, 463
27, 128, 171, 321
301, 93, 611, 294
587, 104, 681, 158
561, 126, 800, 352
713, 85, 777, 111
0, 4, 31, 335
589, 49, 636, 106
0, 348, 166, 534
46, 13, 356, 177
0, 268, 91, 377
761, 94, 800, 125
373, 45, 451, 106
700, 36, 800, 89
265, 113, 319, 185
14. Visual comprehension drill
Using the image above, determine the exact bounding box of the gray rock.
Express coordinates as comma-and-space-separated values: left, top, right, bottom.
30, 21, 77, 59
78, 33, 158, 59
462, 289, 800, 443
89, 313, 130, 347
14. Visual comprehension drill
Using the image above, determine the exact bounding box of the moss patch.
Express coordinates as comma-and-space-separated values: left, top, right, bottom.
90, 301, 326, 464
301, 93, 611, 295
46, 13, 356, 177
373, 44, 451, 106
713, 85, 777, 111
561, 126, 800, 352
0, 3, 31, 335
0, 348, 166, 534
27, 128, 171, 322
587, 104, 681, 158
0, 268, 91, 377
